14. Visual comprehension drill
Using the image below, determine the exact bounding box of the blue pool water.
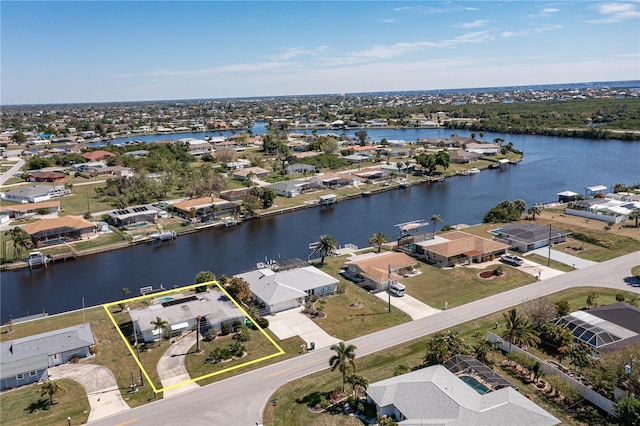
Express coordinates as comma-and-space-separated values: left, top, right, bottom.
459, 375, 491, 394
154, 297, 174, 304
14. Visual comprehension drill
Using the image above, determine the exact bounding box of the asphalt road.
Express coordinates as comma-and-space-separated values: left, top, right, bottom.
91, 251, 640, 426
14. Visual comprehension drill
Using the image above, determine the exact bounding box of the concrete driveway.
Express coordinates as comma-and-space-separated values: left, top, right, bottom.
374, 292, 441, 320
48, 363, 129, 422
157, 332, 200, 398
531, 247, 597, 269
268, 307, 341, 349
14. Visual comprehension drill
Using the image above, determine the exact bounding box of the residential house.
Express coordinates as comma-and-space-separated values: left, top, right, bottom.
415, 231, 510, 265
1, 184, 70, 203
235, 261, 339, 314
344, 251, 417, 292
268, 179, 312, 198
343, 154, 371, 163
26, 171, 66, 183
449, 149, 481, 164
351, 167, 390, 183
172, 196, 239, 221
92, 166, 134, 178
128, 290, 245, 343
366, 364, 559, 425
495, 224, 571, 252
219, 187, 251, 202
565, 198, 640, 224
70, 161, 106, 172
106, 205, 161, 228
285, 163, 317, 175
232, 167, 271, 182
465, 142, 500, 155
123, 150, 149, 158
0, 200, 60, 219
309, 172, 360, 189
0, 324, 95, 390
555, 302, 640, 353
21, 216, 96, 247
184, 139, 214, 158
81, 150, 116, 161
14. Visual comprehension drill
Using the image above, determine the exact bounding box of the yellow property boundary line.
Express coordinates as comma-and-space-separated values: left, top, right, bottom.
102, 280, 284, 394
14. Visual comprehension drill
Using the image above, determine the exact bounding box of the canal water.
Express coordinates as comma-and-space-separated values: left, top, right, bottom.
2, 130, 638, 322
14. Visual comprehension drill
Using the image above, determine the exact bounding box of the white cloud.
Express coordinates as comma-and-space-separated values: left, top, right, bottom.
119, 62, 291, 79
528, 6, 561, 18
587, 2, 640, 23
381, 18, 397, 24
453, 20, 488, 29
268, 46, 328, 61
444, 31, 495, 45
346, 41, 438, 60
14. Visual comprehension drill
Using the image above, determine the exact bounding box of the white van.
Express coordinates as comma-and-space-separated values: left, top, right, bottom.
389, 283, 406, 297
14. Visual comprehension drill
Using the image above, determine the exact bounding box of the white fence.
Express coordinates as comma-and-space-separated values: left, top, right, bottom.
486, 331, 615, 415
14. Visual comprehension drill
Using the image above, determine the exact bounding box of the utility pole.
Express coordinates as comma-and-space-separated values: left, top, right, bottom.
388, 264, 391, 313
547, 224, 552, 266
625, 356, 634, 397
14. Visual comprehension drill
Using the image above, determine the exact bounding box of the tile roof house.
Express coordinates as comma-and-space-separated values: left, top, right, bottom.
0, 200, 60, 218
235, 263, 339, 314
496, 224, 571, 252
27, 171, 66, 183
21, 216, 96, 247
1, 324, 95, 390
415, 231, 510, 266
345, 251, 417, 292
128, 290, 245, 343
81, 150, 117, 161
367, 365, 560, 425
232, 167, 271, 181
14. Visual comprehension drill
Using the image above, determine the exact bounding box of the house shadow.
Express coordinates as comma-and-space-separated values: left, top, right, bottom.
25, 398, 50, 413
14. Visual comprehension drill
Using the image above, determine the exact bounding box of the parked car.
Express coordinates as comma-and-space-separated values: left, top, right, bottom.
388, 283, 406, 297
501, 254, 524, 266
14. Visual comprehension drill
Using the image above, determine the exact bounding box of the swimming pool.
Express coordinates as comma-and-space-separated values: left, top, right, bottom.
154, 297, 174, 304
459, 375, 491, 394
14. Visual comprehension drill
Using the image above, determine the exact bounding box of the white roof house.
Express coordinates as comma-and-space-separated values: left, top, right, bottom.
367, 365, 560, 425
235, 264, 338, 314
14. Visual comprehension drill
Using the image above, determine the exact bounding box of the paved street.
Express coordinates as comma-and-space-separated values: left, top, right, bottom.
0, 157, 25, 185
89, 251, 640, 426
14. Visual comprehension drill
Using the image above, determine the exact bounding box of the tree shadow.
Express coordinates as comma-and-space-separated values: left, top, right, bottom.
25, 398, 50, 413
295, 390, 323, 406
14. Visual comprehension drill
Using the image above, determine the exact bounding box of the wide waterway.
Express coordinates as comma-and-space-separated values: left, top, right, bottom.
2, 129, 639, 323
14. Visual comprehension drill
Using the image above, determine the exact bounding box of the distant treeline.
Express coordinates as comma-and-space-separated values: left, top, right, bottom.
349, 98, 640, 141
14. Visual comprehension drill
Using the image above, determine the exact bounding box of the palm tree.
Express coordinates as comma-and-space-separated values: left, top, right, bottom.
195, 315, 202, 353
7, 227, 31, 260
430, 214, 443, 238
368, 232, 389, 253
39, 380, 66, 406
514, 199, 527, 215
150, 316, 169, 343
314, 234, 338, 265
329, 341, 357, 392
629, 208, 640, 227
527, 206, 541, 220
346, 374, 369, 400
501, 308, 540, 351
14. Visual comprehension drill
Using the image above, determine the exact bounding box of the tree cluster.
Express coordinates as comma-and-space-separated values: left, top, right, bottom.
483, 199, 527, 223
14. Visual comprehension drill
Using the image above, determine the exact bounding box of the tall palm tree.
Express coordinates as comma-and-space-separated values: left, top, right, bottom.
150, 316, 169, 343
8, 227, 31, 260
195, 315, 202, 353
514, 199, 527, 215
39, 380, 66, 406
368, 232, 389, 253
314, 234, 338, 265
501, 308, 540, 351
527, 206, 541, 220
329, 342, 357, 392
629, 208, 640, 227
430, 214, 443, 238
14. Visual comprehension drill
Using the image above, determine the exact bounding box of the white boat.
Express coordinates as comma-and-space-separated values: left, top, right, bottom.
148, 231, 176, 242
28, 251, 49, 269
467, 168, 480, 174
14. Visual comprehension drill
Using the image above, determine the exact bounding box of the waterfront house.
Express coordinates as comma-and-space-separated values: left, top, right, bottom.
366, 364, 559, 425
0, 200, 60, 219
415, 231, 510, 266
128, 290, 245, 343
0, 324, 95, 391
106, 205, 161, 228
310, 172, 360, 189
449, 149, 481, 164
495, 224, 571, 252
172, 196, 239, 221
21, 216, 96, 247
351, 167, 390, 183
219, 187, 251, 202
344, 251, 417, 292
268, 179, 312, 198
565, 198, 640, 224
123, 150, 149, 158
465, 142, 500, 155
1, 184, 70, 203
232, 167, 270, 181
235, 261, 339, 314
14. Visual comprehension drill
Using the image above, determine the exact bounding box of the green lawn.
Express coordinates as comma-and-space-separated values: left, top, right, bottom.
402, 262, 536, 310
0, 379, 90, 426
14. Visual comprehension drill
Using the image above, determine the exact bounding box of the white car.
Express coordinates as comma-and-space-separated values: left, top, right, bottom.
501, 254, 524, 266
388, 283, 406, 296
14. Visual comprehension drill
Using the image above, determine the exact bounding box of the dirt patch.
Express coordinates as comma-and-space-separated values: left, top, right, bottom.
479, 271, 495, 279
349, 302, 364, 309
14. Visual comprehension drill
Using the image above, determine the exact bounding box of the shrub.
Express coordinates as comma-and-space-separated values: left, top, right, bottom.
255, 317, 269, 329
234, 325, 251, 342
616, 293, 626, 302
220, 322, 233, 336
203, 327, 218, 342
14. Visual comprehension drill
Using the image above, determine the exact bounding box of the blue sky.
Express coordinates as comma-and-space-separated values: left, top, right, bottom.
2, 1, 639, 104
